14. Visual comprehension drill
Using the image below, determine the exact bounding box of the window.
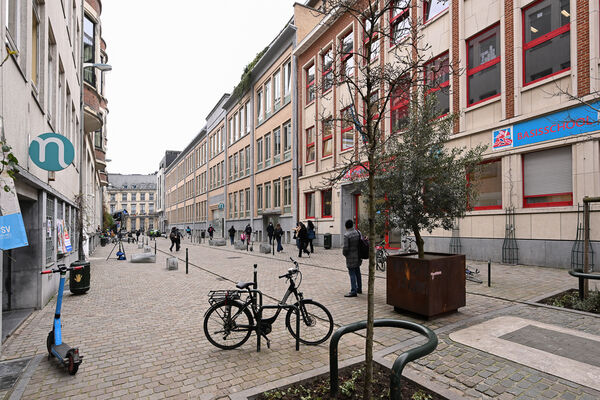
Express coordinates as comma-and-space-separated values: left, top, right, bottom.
122, 193, 127, 201
265, 79, 272, 116
264, 133, 271, 167
305, 192, 315, 218
31, 3, 40, 88
273, 127, 281, 162
228, 193, 233, 218
274, 70, 281, 108
257, 90, 263, 122
110, 204, 115, 214
523, 0, 570, 85
132, 204, 137, 214
149, 193, 154, 201
284, 60, 292, 101
140, 204, 145, 214
140, 193, 145, 201
83, 15, 95, 86
239, 191, 244, 216
321, 190, 332, 217
245, 146, 250, 174
306, 126, 316, 163
391, 83, 410, 133
306, 64, 316, 104
149, 203, 154, 213
239, 151, 244, 177
322, 118, 333, 157
341, 31, 354, 77
424, 52, 450, 116
257, 137, 263, 169
257, 185, 263, 212
363, 14, 380, 63
322, 48, 333, 93
423, 0, 448, 23
234, 153, 239, 178
240, 107, 245, 136
283, 121, 292, 159
245, 188, 250, 215
391, 0, 410, 44
6, 0, 20, 50
234, 191, 238, 218
265, 183, 272, 209
467, 25, 500, 106
245, 102, 251, 133
523, 146, 572, 207
228, 156, 233, 180
470, 160, 502, 210
274, 179, 281, 208
283, 177, 292, 209
110, 194, 116, 202
341, 107, 354, 150
234, 112, 239, 141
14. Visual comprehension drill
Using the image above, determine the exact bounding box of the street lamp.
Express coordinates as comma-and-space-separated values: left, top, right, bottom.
78, 62, 112, 260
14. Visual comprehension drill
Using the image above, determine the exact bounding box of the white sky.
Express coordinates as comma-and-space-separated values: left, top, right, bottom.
102, 1, 298, 174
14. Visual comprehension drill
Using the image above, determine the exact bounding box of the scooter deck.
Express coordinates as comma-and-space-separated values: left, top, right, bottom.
52, 343, 72, 360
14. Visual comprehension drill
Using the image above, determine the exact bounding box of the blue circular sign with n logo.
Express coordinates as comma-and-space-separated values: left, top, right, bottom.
29, 133, 75, 171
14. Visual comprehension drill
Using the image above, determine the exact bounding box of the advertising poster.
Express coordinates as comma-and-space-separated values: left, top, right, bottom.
57, 219, 66, 254
0, 171, 28, 250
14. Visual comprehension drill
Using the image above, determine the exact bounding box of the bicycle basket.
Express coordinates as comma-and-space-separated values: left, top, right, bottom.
207, 290, 241, 307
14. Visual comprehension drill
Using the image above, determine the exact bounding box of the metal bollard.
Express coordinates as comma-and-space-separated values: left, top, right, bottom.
253, 264, 258, 288
154, 241, 157, 255
186, 248, 189, 274
488, 260, 491, 287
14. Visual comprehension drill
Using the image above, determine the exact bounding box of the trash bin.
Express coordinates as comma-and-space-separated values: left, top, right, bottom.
100, 237, 108, 247
324, 233, 332, 249
201, 231, 206, 239
69, 261, 90, 295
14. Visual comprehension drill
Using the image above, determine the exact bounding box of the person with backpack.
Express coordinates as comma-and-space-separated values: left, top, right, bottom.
266, 222, 274, 245
296, 222, 310, 258
306, 220, 316, 253
244, 224, 252, 246
169, 227, 181, 252
228, 225, 236, 245
342, 219, 362, 297
135, 229, 141, 243
207, 224, 215, 239
186, 226, 192, 239
274, 223, 284, 252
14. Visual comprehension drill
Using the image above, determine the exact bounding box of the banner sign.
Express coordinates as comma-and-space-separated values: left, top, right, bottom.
493, 102, 600, 150
0, 213, 29, 250
56, 219, 72, 254
28, 133, 75, 171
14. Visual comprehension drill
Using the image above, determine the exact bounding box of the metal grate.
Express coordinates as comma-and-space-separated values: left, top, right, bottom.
502, 207, 519, 264
449, 220, 461, 254
45, 196, 55, 264
572, 204, 595, 272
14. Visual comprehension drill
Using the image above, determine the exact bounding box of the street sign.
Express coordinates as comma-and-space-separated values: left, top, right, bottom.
28, 133, 75, 171
218, 203, 224, 210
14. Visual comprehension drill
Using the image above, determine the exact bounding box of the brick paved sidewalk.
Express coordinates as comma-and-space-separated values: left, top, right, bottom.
0, 236, 595, 399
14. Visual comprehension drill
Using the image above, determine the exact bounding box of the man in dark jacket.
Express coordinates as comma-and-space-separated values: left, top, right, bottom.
207, 225, 215, 239
342, 219, 362, 297
244, 224, 252, 246
228, 226, 236, 245
266, 222, 274, 245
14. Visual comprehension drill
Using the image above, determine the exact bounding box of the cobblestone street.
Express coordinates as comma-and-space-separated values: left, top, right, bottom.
1, 236, 598, 399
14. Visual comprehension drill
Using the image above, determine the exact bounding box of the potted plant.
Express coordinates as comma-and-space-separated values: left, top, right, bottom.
376, 93, 486, 318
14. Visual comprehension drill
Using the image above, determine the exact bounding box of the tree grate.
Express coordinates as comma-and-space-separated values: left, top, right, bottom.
502, 207, 519, 264
571, 204, 595, 272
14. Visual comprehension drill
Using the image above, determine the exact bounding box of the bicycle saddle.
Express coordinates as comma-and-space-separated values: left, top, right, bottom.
236, 281, 255, 290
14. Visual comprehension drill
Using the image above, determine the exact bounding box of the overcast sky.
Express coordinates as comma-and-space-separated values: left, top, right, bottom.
102, 1, 297, 175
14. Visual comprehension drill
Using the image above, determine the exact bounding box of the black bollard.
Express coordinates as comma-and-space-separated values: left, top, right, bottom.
154, 241, 157, 255
254, 264, 258, 288
186, 248, 189, 275
487, 260, 491, 287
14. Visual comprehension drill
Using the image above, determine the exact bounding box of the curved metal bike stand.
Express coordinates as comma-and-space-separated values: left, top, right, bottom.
568, 270, 600, 300
329, 319, 438, 400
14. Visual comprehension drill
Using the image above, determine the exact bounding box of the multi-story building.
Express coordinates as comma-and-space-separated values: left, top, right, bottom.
0, 0, 109, 341
294, 0, 600, 267
106, 174, 158, 232
156, 150, 180, 233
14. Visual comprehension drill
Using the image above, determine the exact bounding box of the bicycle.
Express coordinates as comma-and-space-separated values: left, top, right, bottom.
203, 258, 334, 350
375, 240, 388, 271
465, 265, 482, 284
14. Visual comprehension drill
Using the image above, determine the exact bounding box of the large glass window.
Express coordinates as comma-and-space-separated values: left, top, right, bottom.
467, 24, 500, 105
306, 64, 316, 104
273, 127, 281, 162
257, 185, 263, 212
83, 15, 95, 85
470, 160, 502, 210
424, 52, 450, 116
274, 179, 281, 208
264, 133, 271, 167
31, 4, 40, 87
340, 30, 354, 77
322, 118, 333, 158
321, 190, 332, 217
363, 18, 380, 63
305, 192, 315, 218
391, 84, 410, 133
264, 183, 272, 209
523, 0, 570, 85
523, 146, 572, 207
306, 126, 315, 163
6, 0, 19, 49
257, 90, 263, 123
257, 138, 263, 170
245, 146, 250, 174
264, 79, 272, 115
391, 0, 410, 44
283, 121, 292, 158
322, 48, 333, 93
341, 107, 354, 150
284, 60, 292, 100
273, 70, 281, 108
283, 177, 292, 208
423, 0, 448, 23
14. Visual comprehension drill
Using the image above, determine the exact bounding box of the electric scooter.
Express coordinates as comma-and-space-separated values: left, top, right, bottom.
40, 264, 84, 375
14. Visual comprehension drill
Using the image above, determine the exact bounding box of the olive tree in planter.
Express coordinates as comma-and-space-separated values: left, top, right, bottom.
376, 93, 486, 317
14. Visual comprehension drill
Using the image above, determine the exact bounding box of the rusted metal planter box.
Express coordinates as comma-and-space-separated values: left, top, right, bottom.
386, 252, 465, 318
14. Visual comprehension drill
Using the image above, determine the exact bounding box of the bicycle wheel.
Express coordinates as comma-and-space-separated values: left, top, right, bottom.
285, 300, 333, 345
203, 300, 254, 350
375, 250, 386, 271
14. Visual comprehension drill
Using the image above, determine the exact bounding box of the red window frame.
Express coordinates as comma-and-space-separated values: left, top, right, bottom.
362, 16, 380, 64
322, 47, 333, 93
522, 0, 571, 86
423, 0, 449, 24
305, 192, 315, 219
390, 83, 409, 134
467, 24, 501, 106
390, 0, 410, 46
321, 189, 333, 218
424, 52, 450, 117
306, 63, 316, 104
341, 106, 354, 151
521, 152, 573, 208
467, 159, 503, 211
340, 30, 354, 77
306, 126, 315, 163
322, 118, 333, 158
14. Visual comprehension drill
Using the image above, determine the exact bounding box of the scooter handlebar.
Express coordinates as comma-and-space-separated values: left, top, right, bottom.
40, 264, 83, 274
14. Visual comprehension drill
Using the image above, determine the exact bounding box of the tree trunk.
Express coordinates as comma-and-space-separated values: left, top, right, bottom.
363, 158, 376, 400
413, 226, 424, 259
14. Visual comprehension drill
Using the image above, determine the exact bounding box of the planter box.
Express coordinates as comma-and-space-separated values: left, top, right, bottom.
386, 252, 465, 318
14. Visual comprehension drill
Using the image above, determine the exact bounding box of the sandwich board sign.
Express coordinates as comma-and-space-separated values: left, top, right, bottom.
28, 133, 75, 171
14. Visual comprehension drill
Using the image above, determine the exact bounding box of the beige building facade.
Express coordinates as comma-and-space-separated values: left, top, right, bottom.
106, 174, 158, 232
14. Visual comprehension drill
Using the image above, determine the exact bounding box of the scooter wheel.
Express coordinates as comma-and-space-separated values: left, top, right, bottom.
46, 332, 53, 356
67, 354, 79, 375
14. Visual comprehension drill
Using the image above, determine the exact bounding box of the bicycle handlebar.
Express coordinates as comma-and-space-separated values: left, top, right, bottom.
40, 264, 84, 275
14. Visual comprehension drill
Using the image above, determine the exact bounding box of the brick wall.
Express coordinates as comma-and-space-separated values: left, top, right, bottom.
576, 0, 590, 97
451, 0, 460, 133
505, 0, 514, 119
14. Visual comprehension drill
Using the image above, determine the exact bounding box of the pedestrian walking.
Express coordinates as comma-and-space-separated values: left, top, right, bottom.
207, 224, 215, 239
135, 229, 141, 243
244, 224, 252, 247
274, 223, 284, 252
307, 220, 315, 253
169, 227, 181, 252
228, 225, 236, 245
266, 222, 274, 245
186, 226, 191, 239
295, 222, 310, 258
342, 219, 362, 297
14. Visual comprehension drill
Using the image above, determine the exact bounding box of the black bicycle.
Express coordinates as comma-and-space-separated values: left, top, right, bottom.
203, 258, 334, 350
375, 240, 389, 271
